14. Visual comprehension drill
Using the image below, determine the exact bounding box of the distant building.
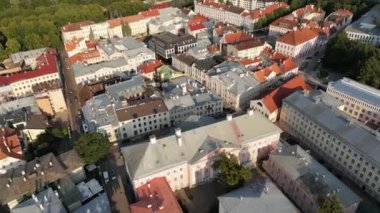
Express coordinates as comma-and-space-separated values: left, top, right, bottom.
226, 38, 269, 59
269, 16, 299, 37
148, 32, 197, 59
172, 54, 197, 75
324, 9, 353, 32
122, 112, 282, 191
130, 177, 183, 213
138, 59, 164, 80
345, 5, 380, 46
327, 78, 380, 128
218, 176, 298, 213
263, 143, 361, 213
280, 90, 380, 202
250, 75, 311, 122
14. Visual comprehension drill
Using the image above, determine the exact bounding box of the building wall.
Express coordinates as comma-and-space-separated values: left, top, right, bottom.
172, 57, 192, 75
345, 31, 380, 46
10, 73, 60, 97
75, 64, 131, 85
125, 51, 155, 70
250, 99, 278, 122
326, 85, 380, 127
275, 37, 317, 59
36, 97, 55, 116
269, 25, 293, 37
279, 101, 380, 202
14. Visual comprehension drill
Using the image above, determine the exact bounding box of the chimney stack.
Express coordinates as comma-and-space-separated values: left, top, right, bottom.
226, 114, 232, 121
247, 109, 254, 116
149, 135, 157, 144
175, 128, 182, 147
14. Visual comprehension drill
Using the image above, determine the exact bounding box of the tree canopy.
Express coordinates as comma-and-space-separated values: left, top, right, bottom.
0, 0, 149, 60
212, 152, 252, 187
318, 195, 344, 213
74, 132, 111, 164
322, 32, 380, 88
31, 127, 69, 157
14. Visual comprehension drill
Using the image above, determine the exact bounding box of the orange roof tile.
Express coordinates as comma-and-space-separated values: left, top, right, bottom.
281, 57, 298, 74
138, 60, 163, 74
224, 31, 252, 44
198, 0, 228, 9
123, 14, 146, 23
69, 49, 101, 64
0, 127, 23, 161
333, 9, 353, 17
150, 3, 170, 9
140, 9, 160, 18
254, 63, 281, 83
250, 2, 288, 19
64, 38, 84, 52
270, 16, 298, 30
61, 20, 95, 32
108, 18, 123, 28
131, 177, 183, 213
261, 75, 311, 113
233, 38, 265, 50
277, 28, 318, 46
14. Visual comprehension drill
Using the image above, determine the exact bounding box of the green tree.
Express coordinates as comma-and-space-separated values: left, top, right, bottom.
5, 38, 21, 53
24, 33, 43, 50
212, 152, 252, 187
0, 44, 7, 60
318, 195, 344, 213
122, 23, 132, 36
74, 133, 111, 164
50, 127, 69, 139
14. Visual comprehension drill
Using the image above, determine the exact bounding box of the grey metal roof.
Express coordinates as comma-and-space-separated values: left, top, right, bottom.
164, 95, 195, 111
268, 143, 361, 208
106, 75, 145, 100
328, 77, 380, 107
73, 58, 129, 78
284, 90, 380, 167
218, 176, 297, 213
123, 47, 155, 60
345, 4, 380, 36
121, 113, 282, 180
98, 37, 145, 56
11, 187, 67, 213
192, 92, 221, 105
11, 48, 48, 64
73, 193, 111, 213
0, 96, 38, 115
177, 115, 216, 132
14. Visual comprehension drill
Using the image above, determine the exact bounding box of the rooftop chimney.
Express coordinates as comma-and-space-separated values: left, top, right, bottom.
175, 128, 182, 147
226, 114, 232, 121
49, 160, 53, 167
150, 135, 157, 144
39, 203, 44, 210
247, 109, 254, 116
147, 204, 152, 208
32, 193, 38, 202
6, 183, 10, 188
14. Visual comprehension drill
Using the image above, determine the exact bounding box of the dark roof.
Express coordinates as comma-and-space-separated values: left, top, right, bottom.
194, 55, 225, 71
149, 32, 196, 49
174, 54, 197, 66
116, 99, 168, 121
226, 6, 245, 14
25, 114, 49, 129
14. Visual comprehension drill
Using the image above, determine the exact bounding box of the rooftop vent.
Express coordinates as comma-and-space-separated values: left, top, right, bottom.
226, 114, 232, 121
149, 135, 157, 144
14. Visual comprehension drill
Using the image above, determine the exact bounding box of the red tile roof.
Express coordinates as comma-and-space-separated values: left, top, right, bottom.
150, 3, 170, 10
189, 23, 206, 31
253, 63, 281, 83
64, 38, 84, 52
108, 18, 124, 28
214, 24, 238, 37
140, 9, 160, 18
293, 4, 324, 18
207, 44, 220, 54
123, 14, 146, 23
131, 177, 183, 213
0, 127, 23, 161
223, 31, 252, 44
277, 28, 318, 46
233, 38, 265, 50
138, 60, 163, 74
261, 75, 311, 113
281, 57, 298, 74
250, 2, 288, 19
188, 15, 208, 31
197, 0, 228, 9
61, 20, 95, 32
0, 52, 58, 86
69, 49, 101, 65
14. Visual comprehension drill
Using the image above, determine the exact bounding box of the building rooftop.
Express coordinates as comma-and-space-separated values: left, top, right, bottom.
250, 2, 289, 19
116, 99, 168, 122
74, 193, 111, 213
130, 177, 183, 213
177, 115, 216, 132
218, 176, 297, 213
72, 58, 128, 78
259, 75, 311, 113
0, 150, 84, 204
193, 55, 225, 72
346, 5, 380, 35
121, 112, 282, 180
268, 143, 361, 208
284, 90, 380, 167
0, 127, 23, 161
277, 28, 318, 46
138, 60, 164, 74
106, 75, 146, 100
328, 77, 380, 107
173, 54, 197, 66
226, 6, 246, 15
11, 187, 67, 213
223, 31, 252, 44
270, 16, 299, 30
98, 37, 145, 56
149, 32, 196, 49
0, 53, 58, 87
61, 20, 95, 32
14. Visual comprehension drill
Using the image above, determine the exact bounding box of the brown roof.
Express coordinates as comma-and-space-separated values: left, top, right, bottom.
32, 79, 61, 94
277, 28, 318, 46
226, 6, 245, 15
116, 99, 168, 121
0, 151, 83, 204
232, 38, 265, 50
0, 127, 23, 161
79, 83, 105, 106
61, 21, 95, 32
123, 14, 145, 23
270, 17, 299, 29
